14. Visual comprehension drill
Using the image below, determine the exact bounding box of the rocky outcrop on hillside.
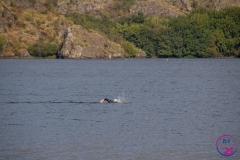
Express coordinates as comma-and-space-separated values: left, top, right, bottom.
2, 0, 240, 17
57, 25, 125, 59
56, 0, 240, 17
130, 0, 240, 17
1, 0, 48, 13
57, 0, 113, 15
130, 1, 184, 17
191, 0, 240, 10
0, 3, 14, 33
17, 49, 32, 58
57, 27, 82, 58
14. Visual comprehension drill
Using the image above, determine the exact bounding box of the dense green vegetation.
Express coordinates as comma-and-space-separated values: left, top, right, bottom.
66, 7, 240, 58
28, 40, 59, 58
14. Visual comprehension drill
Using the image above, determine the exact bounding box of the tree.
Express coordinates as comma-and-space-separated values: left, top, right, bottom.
211, 29, 226, 54
122, 41, 136, 57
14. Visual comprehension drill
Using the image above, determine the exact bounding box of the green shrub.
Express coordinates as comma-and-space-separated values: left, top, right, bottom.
28, 0, 35, 4
191, 1, 198, 9
0, 35, 6, 53
22, 9, 37, 21
122, 41, 136, 57
28, 40, 59, 57
43, 41, 59, 56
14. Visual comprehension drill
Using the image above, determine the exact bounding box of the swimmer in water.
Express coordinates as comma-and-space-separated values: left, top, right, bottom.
100, 98, 118, 103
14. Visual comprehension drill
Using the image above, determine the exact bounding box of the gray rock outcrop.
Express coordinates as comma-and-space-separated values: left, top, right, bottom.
56, 0, 113, 14
17, 49, 32, 58
130, 1, 182, 17
57, 27, 82, 58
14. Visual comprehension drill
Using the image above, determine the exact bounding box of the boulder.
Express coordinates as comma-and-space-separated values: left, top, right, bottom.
17, 49, 32, 58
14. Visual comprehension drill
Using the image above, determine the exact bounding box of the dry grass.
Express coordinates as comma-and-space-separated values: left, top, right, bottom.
24, 27, 36, 36
2, 6, 72, 55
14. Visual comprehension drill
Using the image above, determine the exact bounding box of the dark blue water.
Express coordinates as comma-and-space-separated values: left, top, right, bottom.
0, 59, 239, 159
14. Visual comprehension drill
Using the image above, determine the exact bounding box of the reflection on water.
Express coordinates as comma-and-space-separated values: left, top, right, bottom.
0, 59, 239, 159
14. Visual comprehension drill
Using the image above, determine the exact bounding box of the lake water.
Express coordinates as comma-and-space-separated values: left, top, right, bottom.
0, 59, 239, 160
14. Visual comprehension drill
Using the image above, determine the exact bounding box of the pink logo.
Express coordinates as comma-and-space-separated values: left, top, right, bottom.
216, 134, 237, 156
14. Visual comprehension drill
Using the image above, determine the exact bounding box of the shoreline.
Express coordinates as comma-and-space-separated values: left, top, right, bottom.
0, 56, 238, 60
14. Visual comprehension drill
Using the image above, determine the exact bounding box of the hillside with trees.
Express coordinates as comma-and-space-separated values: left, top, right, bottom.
0, 0, 240, 58
66, 7, 240, 58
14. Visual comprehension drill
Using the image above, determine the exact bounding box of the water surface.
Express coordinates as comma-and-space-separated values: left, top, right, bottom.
0, 59, 239, 159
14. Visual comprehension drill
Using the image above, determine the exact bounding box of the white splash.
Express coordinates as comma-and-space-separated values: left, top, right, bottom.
116, 95, 126, 103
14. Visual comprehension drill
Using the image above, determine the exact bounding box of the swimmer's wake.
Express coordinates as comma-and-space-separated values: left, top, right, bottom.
2, 96, 128, 104
2, 100, 129, 104
2, 101, 100, 104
